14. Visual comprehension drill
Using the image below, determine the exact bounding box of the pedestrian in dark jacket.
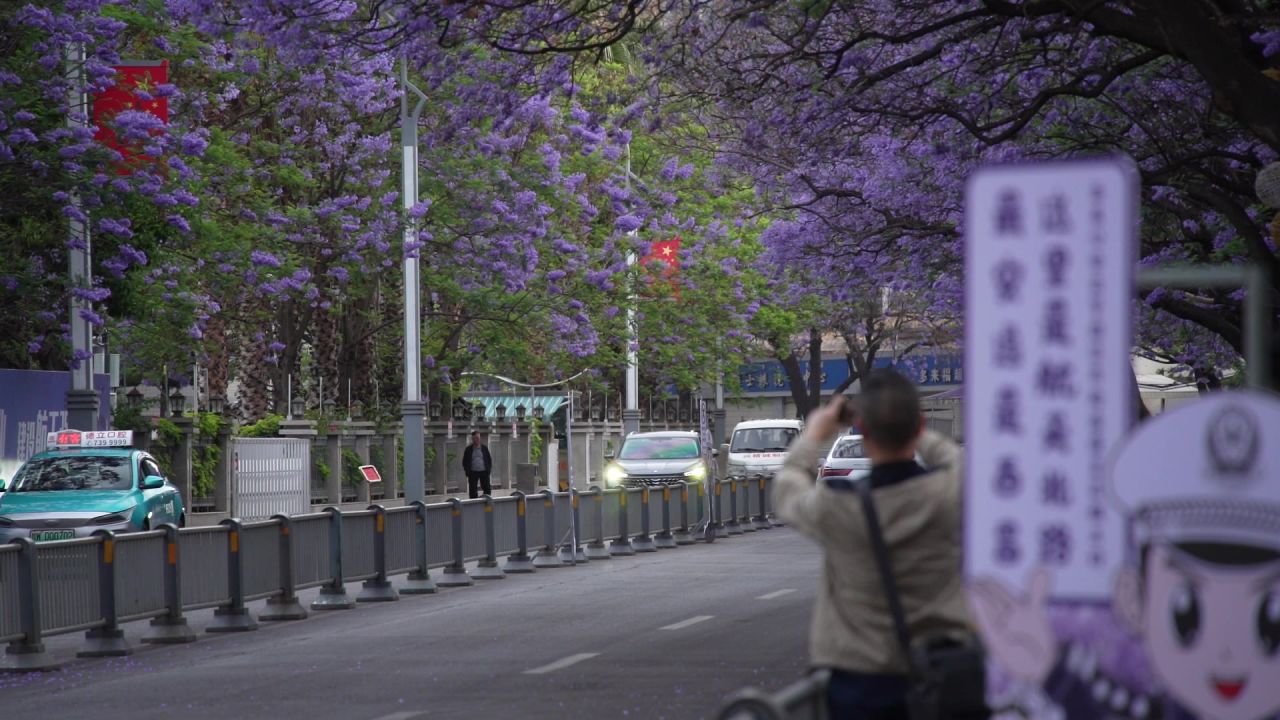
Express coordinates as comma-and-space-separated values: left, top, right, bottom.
462, 431, 493, 498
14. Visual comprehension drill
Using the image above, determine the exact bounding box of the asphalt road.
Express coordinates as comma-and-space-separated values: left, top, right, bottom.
0, 526, 821, 720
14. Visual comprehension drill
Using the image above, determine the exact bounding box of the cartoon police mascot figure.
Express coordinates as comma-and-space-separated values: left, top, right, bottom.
970, 392, 1280, 720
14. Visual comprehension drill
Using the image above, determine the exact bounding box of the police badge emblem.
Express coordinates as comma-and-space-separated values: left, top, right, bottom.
1206, 405, 1259, 478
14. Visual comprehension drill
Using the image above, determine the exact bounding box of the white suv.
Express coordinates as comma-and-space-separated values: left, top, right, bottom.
725, 419, 803, 478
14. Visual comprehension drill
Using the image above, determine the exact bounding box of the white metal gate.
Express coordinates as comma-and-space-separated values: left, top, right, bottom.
232, 438, 310, 520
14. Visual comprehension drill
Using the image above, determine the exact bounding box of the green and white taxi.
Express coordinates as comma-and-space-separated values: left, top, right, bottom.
0, 430, 184, 544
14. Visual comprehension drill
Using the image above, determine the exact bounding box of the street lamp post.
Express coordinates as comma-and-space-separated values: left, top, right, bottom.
65, 42, 98, 431
622, 143, 641, 439
400, 55, 430, 503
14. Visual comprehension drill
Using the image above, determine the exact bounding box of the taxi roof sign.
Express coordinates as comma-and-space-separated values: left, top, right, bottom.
46, 429, 134, 449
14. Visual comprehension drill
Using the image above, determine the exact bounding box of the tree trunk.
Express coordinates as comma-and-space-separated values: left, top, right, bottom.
238, 332, 272, 421
778, 352, 812, 419
205, 316, 229, 401
806, 328, 823, 409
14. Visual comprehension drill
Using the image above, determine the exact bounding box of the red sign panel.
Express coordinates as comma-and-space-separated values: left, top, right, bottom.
359, 465, 382, 483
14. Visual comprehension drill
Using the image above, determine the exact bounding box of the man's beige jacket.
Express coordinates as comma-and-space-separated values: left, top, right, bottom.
772, 430, 972, 674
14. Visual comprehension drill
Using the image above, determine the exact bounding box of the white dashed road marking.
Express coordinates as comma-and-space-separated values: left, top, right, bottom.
757, 588, 797, 600
660, 615, 713, 631
523, 653, 600, 675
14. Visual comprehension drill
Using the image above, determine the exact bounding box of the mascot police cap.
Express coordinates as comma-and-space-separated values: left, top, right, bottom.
1109, 391, 1280, 552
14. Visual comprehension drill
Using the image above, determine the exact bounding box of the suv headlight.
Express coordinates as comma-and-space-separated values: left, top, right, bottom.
684, 463, 707, 481
93, 506, 135, 525
604, 464, 627, 487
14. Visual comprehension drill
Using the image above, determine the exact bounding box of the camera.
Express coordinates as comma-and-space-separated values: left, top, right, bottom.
833, 395, 858, 426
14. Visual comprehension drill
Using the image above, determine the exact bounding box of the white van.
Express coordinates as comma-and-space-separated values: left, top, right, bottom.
725, 418, 804, 478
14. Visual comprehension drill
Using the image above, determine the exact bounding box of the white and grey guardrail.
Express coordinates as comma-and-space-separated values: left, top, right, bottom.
0, 476, 778, 671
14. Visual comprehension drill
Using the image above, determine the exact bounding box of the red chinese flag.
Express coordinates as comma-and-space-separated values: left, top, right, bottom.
641, 237, 680, 272
93, 61, 169, 175
640, 237, 681, 297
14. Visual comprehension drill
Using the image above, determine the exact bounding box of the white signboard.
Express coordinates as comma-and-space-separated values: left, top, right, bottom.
964, 158, 1137, 600
46, 429, 133, 448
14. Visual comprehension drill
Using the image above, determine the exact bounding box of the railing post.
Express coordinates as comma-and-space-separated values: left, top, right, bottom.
609, 488, 635, 556
532, 489, 563, 568
80, 530, 133, 657
700, 478, 717, 542
261, 514, 309, 619
584, 485, 612, 560
358, 504, 400, 600
504, 492, 536, 573
752, 474, 772, 530
402, 501, 438, 593
143, 524, 198, 643
632, 486, 658, 552
558, 488, 588, 564
311, 507, 355, 610
654, 485, 677, 548
472, 496, 506, 579
209, 518, 260, 631
713, 477, 726, 531
725, 476, 743, 535
737, 476, 756, 533
673, 482, 695, 545
696, 479, 706, 527
757, 471, 778, 527
438, 498, 474, 585
1, 538, 63, 671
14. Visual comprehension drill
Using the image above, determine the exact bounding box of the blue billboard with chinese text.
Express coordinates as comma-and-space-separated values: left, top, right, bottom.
736, 354, 962, 395
0, 369, 112, 476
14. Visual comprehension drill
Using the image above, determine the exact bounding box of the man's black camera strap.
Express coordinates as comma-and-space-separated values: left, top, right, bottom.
856, 477, 922, 680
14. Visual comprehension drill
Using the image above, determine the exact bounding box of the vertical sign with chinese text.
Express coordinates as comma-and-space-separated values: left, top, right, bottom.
964, 158, 1137, 600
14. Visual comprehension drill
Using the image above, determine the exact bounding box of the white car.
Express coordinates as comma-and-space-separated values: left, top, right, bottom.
820, 434, 872, 480
819, 434, 926, 482
603, 431, 708, 488
725, 418, 803, 478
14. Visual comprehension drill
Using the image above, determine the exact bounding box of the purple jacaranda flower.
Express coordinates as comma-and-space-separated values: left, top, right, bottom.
615, 214, 643, 232
250, 250, 282, 268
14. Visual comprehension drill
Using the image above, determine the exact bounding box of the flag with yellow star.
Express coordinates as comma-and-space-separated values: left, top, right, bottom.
92, 61, 169, 175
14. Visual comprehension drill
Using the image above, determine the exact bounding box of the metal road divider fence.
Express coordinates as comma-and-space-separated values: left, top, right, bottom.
0, 478, 778, 671
716, 670, 831, 720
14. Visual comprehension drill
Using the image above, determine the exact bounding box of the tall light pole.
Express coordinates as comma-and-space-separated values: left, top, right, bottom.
622, 143, 641, 438
64, 42, 98, 431
400, 56, 429, 502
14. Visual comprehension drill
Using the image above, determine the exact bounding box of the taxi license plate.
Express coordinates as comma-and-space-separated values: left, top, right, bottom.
31, 530, 75, 543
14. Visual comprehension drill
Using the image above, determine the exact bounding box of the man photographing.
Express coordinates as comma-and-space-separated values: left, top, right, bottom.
773, 369, 976, 719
